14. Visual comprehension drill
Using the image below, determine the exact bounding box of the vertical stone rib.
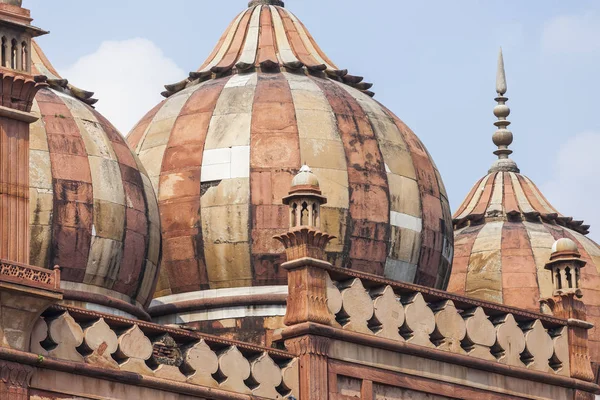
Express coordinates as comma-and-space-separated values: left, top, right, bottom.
312, 76, 390, 276
37, 89, 93, 281
158, 78, 230, 294
250, 72, 301, 285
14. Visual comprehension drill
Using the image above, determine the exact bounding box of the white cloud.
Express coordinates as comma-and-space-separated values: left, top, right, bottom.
542, 13, 600, 54
61, 38, 185, 134
541, 131, 600, 242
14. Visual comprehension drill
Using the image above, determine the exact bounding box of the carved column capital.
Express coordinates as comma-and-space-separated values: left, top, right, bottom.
284, 334, 330, 356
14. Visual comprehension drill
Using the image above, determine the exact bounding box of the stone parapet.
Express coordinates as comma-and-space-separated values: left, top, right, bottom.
31, 305, 299, 400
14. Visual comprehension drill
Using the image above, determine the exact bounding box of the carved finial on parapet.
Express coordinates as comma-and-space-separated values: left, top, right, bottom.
542, 239, 594, 382
275, 166, 336, 327
275, 165, 335, 262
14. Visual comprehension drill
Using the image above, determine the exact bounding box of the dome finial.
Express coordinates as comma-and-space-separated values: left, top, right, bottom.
489, 48, 520, 173
248, 0, 284, 7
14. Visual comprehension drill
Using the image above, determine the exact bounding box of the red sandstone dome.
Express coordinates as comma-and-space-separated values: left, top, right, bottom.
128, 2, 453, 318
28, 42, 161, 319
448, 50, 600, 362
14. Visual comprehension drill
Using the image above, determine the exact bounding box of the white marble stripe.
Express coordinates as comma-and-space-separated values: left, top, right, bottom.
522, 175, 561, 216
466, 221, 504, 303
237, 5, 262, 68
269, 5, 301, 66
151, 285, 288, 306
29, 100, 54, 268
456, 174, 492, 220
199, 10, 247, 73
390, 211, 423, 233
486, 172, 504, 217
522, 221, 557, 299
285, 9, 337, 70
509, 172, 536, 214
155, 305, 287, 325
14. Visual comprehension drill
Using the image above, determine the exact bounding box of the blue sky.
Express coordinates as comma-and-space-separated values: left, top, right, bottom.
27, 0, 600, 240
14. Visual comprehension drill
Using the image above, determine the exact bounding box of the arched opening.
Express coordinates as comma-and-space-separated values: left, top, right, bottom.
555, 268, 562, 290
565, 267, 573, 289
10, 38, 17, 69
21, 41, 27, 71
291, 203, 298, 228
300, 201, 309, 226
312, 203, 318, 227
1, 37, 6, 68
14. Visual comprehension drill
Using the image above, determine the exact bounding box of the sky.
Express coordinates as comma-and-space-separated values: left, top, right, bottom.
26, 0, 600, 241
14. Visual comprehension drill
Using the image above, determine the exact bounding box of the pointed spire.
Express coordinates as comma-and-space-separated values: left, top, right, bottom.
489, 48, 519, 173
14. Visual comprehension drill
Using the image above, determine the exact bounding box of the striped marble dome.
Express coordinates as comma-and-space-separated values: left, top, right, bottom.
128, 2, 453, 298
29, 42, 161, 318
448, 50, 600, 362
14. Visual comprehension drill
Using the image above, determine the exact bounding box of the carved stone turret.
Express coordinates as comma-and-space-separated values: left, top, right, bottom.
275, 165, 335, 262
542, 239, 594, 384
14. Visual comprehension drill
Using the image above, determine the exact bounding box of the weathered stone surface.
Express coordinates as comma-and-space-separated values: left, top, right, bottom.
218, 346, 251, 394
494, 313, 526, 368
340, 278, 374, 334
251, 353, 282, 398
281, 358, 299, 399
183, 340, 219, 387
463, 307, 496, 361
402, 292, 435, 347
30, 318, 48, 355
432, 300, 466, 354
47, 312, 84, 362
82, 318, 118, 368
523, 319, 553, 372
116, 325, 154, 375
326, 274, 342, 328
372, 285, 404, 341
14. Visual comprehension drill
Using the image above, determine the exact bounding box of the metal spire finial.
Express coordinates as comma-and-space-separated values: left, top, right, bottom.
489, 48, 519, 173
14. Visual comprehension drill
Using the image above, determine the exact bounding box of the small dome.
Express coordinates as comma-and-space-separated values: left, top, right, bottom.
29, 42, 161, 319
290, 165, 320, 190
552, 237, 580, 255
448, 49, 600, 363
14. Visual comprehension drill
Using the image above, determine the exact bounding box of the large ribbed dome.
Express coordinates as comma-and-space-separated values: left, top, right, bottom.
128, 3, 453, 300
29, 42, 161, 318
448, 50, 600, 362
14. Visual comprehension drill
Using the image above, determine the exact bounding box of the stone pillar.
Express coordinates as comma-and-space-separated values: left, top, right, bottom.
0, 360, 34, 400
275, 166, 336, 400
0, 71, 46, 264
285, 335, 330, 399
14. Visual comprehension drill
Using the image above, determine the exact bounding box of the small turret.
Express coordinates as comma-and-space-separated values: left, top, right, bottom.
545, 238, 586, 298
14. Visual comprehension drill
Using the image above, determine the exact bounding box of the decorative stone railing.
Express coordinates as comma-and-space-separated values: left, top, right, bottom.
288, 259, 572, 377
0, 260, 60, 291
32, 305, 299, 399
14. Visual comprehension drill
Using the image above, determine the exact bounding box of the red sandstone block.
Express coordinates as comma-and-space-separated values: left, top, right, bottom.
168, 112, 213, 148
124, 181, 147, 212
49, 154, 93, 183
166, 258, 209, 294
160, 198, 200, 233
250, 171, 272, 205
161, 143, 204, 174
